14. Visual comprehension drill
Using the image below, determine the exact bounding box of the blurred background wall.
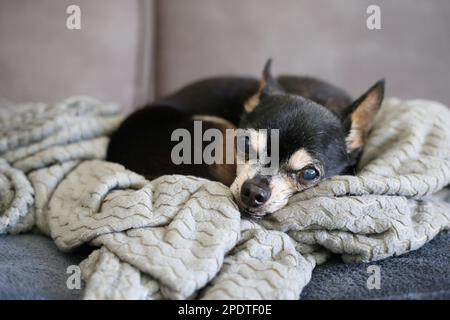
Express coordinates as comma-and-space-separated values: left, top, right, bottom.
0, 0, 155, 111
1, 0, 449, 111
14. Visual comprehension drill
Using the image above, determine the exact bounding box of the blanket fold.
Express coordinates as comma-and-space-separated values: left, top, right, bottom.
1, 96, 449, 299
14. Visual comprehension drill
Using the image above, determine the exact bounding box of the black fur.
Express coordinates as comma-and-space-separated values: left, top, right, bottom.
107, 62, 383, 189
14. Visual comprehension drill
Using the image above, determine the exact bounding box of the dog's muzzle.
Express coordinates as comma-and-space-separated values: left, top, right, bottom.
239, 175, 271, 209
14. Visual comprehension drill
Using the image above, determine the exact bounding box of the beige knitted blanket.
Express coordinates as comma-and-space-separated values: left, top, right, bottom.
1, 96, 449, 299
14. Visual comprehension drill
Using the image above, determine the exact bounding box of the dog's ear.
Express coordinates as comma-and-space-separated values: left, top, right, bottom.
345, 80, 385, 154
244, 59, 282, 113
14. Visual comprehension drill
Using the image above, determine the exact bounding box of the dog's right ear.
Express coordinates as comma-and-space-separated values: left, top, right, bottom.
345, 80, 385, 154
244, 59, 282, 113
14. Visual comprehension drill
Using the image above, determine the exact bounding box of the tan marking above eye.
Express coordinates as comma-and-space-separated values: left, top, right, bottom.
250, 130, 267, 155
287, 149, 314, 171
236, 129, 267, 159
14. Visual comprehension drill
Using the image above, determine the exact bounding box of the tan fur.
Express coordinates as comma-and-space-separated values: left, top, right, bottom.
195, 115, 237, 186
244, 76, 267, 113
191, 115, 235, 128
287, 149, 313, 171
346, 87, 382, 152
263, 174, 297, 213
249, 129, 267, 157
346, 124, 364, 152
209, 162, 236, 187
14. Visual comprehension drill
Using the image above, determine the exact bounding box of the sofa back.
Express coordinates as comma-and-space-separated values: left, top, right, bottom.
1, 0, 450, 110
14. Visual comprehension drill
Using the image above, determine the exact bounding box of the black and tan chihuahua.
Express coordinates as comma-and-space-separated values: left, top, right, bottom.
107, 60, 384, 218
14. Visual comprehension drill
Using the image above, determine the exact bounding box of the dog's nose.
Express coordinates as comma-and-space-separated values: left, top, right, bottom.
240, 176, 271, 208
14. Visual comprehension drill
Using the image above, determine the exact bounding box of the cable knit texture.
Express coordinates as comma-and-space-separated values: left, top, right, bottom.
0, 96, 449, 299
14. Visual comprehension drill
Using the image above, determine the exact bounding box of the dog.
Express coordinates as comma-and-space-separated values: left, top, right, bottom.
107, 59, 384, 218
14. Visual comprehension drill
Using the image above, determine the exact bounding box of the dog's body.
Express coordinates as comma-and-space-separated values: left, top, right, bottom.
107, 60, 384, 217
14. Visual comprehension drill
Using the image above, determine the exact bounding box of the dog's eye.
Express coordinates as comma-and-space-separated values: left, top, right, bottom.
299, 167, 319, 182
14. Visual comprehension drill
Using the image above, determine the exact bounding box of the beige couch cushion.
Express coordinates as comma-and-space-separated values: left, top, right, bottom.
0, 0, 155, 112
1, 1, 449, 111
155, 0, 450, 107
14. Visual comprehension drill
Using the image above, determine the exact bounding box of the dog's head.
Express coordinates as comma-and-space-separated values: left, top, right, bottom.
231, 60, 384, 218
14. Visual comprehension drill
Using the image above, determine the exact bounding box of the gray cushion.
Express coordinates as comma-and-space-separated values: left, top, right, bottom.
0, 234, 86, 300
1, 232, 449, 299
301, 232, 450, 299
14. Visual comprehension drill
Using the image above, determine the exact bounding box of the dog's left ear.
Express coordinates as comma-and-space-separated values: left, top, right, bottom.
244, 59, 283, 113
345, 80, 385, 154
